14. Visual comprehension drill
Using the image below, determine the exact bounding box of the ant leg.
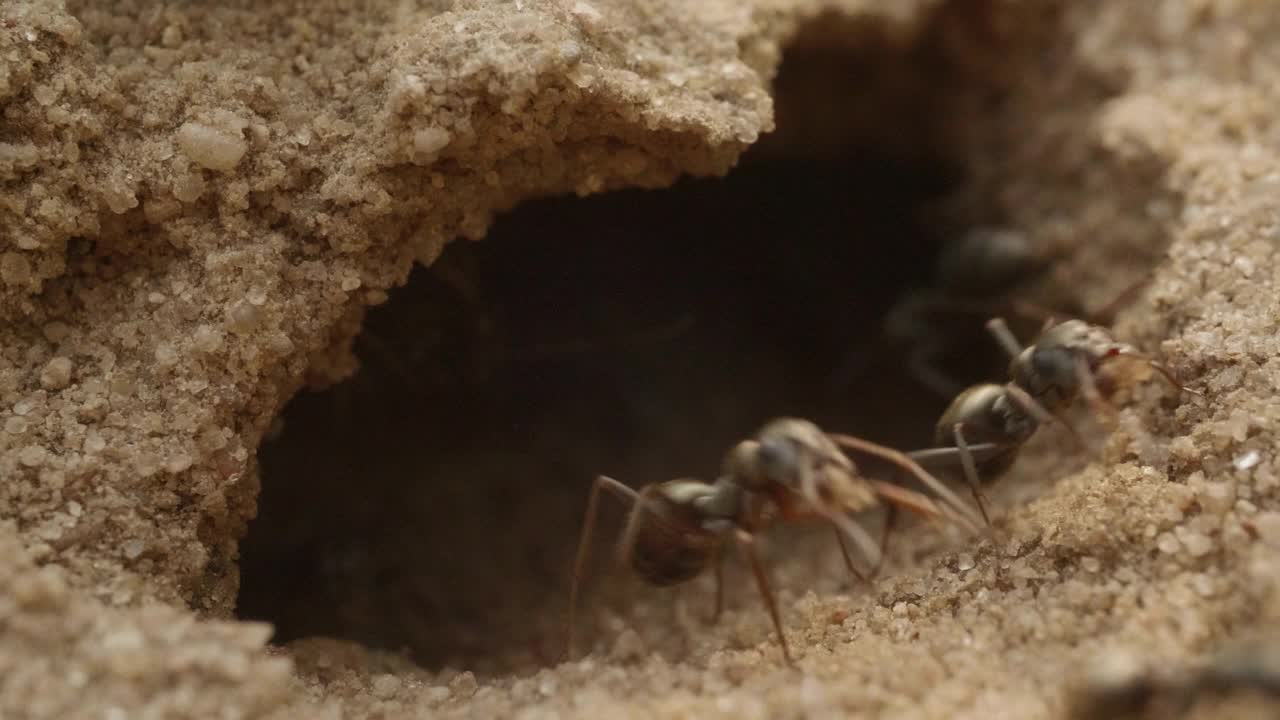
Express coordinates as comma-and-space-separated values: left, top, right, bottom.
832, 525, 868, 585
828, 433, 983, 533
1004, 383, 1088, 451
566, 475, 640, 661
712, 549, 725, 623
733, 529, 792, 666
1090, 270, 1155, 323
986, 317, 1025, 358
951, 423, 992, 527
1073, 354, 1116, 421
1115, 351, 1203, 397
908, 342, 966, 399
616, 485, 667, 567
871, 479, 978, 531
907, 443, 1006, 467
1007, 299, 1067, 324
870, 504, 899, 579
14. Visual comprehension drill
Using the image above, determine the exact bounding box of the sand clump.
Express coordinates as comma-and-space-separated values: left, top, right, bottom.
2, 0, 1280, 718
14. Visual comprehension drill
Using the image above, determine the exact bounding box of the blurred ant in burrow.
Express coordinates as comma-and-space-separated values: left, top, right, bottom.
1066, 638, 1280, 719
921, 315, 1199, 525
565, 417, 994, 666
878, 227, 1154, 400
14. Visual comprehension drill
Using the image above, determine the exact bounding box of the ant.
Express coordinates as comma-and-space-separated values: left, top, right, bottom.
565, 417, 988, 666
879, 228, 1066, 399
880, 228, 1155, 400
916, 381, 1074, 526
1067, 639, 1280, 719
923, 316, 1199, 525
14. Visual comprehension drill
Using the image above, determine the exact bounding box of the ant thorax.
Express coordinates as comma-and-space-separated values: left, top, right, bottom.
991, 388, 1040, 443
687, 477, 748, 528
1013, 319, 1142, 411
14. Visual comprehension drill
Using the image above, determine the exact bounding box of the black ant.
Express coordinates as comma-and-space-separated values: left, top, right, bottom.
881, 228, 1155, 400
924, 316, 1199, 524
565, 417, 988, 665
988, 316, 1197, 420
880, 228, 1066, 399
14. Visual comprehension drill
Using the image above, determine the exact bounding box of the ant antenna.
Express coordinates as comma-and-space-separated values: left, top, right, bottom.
986, 317, 1025, 358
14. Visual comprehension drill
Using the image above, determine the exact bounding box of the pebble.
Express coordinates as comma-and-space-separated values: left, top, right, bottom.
176, 122, 247, 171
1233, 450, 1261, 470
40, 357, 73, 390
1180, 532, 1214, 557
371, 674, 401, 699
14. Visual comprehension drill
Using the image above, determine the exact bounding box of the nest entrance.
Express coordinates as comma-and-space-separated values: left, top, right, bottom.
234, 4, 1176, 675
235, 143, 976, 670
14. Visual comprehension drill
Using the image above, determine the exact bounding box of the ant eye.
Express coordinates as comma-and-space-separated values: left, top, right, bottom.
756, 438, 797, 478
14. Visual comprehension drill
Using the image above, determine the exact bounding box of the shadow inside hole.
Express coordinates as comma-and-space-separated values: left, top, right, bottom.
234, 144, 1008, 672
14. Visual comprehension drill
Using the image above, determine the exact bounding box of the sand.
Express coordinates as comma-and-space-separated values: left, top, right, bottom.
2, 0, 1280, 717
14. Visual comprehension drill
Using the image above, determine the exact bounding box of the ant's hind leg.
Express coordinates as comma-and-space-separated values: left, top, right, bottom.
832, 525, 868, 585
566, 475, 640, 661
734, 529, 793, 666
710, 546, 725, 624
829, 433, 983, 533
951, 423, 992, 527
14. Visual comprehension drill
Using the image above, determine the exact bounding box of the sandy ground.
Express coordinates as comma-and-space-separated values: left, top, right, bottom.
3, 0, 1280, 718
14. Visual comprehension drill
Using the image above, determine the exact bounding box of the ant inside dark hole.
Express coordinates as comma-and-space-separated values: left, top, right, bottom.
235, 24, 1054, 674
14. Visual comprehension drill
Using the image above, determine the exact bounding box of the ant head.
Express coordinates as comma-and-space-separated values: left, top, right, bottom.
755, 434, 800, 485
753, 418, 852, 484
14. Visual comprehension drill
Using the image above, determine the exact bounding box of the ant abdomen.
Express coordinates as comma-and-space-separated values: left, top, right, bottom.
627, 484, 720, 587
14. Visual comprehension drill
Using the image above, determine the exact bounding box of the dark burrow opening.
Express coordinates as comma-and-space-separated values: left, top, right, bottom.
234, 5, 1171, 676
